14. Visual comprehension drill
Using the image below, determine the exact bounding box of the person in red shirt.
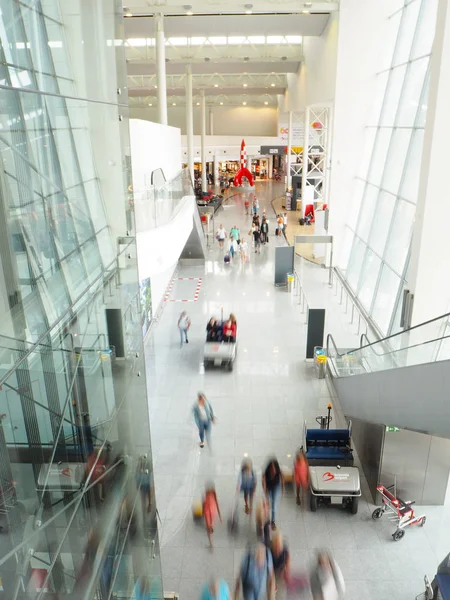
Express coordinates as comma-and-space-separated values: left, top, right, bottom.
293, 448, 309, 507
223, 319, 236, 342
203, 483, 222, 547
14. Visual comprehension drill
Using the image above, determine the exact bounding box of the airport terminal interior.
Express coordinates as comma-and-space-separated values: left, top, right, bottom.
1, 1, 450, 599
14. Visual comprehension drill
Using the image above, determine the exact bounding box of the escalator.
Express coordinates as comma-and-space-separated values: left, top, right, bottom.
326, 311, 450, 438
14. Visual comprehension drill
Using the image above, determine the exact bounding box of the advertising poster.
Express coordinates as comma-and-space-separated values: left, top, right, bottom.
140, 277, 152, 337
278, 113, 304, 145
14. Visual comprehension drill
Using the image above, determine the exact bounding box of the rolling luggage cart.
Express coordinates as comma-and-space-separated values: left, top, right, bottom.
372, 480, 426, 541
203, 341, 237, 371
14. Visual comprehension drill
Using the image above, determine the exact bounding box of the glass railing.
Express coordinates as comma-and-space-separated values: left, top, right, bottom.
327, 311, 450, 376
134, 167, 195, 232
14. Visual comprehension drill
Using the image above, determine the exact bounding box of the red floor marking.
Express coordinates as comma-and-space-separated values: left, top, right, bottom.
164, 277, 203, 302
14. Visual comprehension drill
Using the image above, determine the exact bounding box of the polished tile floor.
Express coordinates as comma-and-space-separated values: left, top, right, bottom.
144, 182, 446, 600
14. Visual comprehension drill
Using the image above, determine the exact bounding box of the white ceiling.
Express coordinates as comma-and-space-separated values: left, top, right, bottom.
123, 1, 338, 16
124, 3, 338, 109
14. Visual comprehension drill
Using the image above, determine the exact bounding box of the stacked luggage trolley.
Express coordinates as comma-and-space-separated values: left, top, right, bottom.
304, 408, 361, 514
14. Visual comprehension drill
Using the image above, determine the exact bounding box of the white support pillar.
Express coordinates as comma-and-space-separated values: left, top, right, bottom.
268, 155, 273, 179
185, 64, 194, 185
301, 107, 310, 202
155, 14, 168, 126
214, 155, 219, 186
246, 155, 252, 170
209, 109, 214, 135
286, 110, 293, 190
201, 90, 207, 193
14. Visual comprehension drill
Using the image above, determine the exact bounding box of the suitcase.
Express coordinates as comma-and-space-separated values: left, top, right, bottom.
224, 254, 231, 264
299, 218, 305, 226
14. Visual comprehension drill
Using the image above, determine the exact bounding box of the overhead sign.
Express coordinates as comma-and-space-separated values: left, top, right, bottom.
386, 426, 400, 432
260, 146, 286, 155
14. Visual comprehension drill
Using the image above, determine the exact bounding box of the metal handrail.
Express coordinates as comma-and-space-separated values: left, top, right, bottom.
293, 269, 310, 323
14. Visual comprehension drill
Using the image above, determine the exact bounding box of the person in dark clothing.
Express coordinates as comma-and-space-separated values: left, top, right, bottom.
270, 531, 291, 584
262, 458, 284, 530
253, 226, 261, 254
206, 317, 218, 341
260, 218, 269, 244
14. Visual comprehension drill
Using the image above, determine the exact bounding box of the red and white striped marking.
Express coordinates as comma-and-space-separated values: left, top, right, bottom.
164, 277, 203, 302
240, 146, 246, 167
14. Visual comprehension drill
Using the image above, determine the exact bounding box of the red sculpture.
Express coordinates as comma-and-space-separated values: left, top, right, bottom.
233, 139, 255, 187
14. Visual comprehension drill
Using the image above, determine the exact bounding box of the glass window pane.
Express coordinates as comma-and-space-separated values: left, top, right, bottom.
347, 237, 366, 291
396, 58, 429, 126
368, 192, 396, 256
372, 264, 402, 334
392, 0, 421, 66
411, 0, 439, 59
367, 129, 392, 186
416, 70, 429, 127
382, 128, 412, 194
357, 185, 379, 242
367, 72, 389, 126
378, 11, 402, 72
384, 199, 415, 274
357, 249, 381, 311
358, 128, 377, 179
380, 65, 407, 126
399, 129, 424, 202
339, 227, 354, 271
347, 179, 365, 231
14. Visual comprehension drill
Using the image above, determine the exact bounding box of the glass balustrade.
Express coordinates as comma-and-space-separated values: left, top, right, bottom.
327, 312, 450, 376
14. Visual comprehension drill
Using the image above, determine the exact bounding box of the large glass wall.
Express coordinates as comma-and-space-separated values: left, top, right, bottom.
340, 0, 438, 336
0, 1, 161, 598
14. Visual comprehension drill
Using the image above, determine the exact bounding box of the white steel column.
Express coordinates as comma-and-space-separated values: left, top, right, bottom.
268, 155, 273, 179
155, 14, 168, 125
214, 155, 219, 185
209, 109, 214, 135
246, 154, 252, 170
286, 110, 293, 190
301, 107, 310, 200
201, 90, 207, 192
185, 64, 194, 184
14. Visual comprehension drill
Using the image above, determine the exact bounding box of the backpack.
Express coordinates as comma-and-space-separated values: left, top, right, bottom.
224, 254, 231, 264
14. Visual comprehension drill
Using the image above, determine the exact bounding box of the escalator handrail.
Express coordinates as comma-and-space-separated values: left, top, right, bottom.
327, 309, 450, 360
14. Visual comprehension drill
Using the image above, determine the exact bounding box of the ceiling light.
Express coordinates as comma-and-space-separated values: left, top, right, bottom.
271, 83, 276, 87
154, 85, 157, 89
245, 3, 253, 13
148, 103, 153, 106
243, 83, 248, 87
124, 7, 132, 17
220, 101, 223, 105
264, 101, 268, 105
214, 83, 219, 87
242, 101, 247, 106
305, 2, 313, 5
184, 4, 193, 14
196, 102, 200, 105
302, 9, 310, 13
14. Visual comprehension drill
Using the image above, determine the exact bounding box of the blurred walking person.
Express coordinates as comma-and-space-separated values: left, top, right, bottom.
203, 483, 222, 547
234, 542, 275, 600
260, 217, 269, 244
237, 458, 257, 514
310, 552, 345, 600
262, 458, 284, 530
193, 392, 215, 448
201, 578, 230, 600
270, 532, 291, 590
178, 310, 191, 347
294, 448, 309, 506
